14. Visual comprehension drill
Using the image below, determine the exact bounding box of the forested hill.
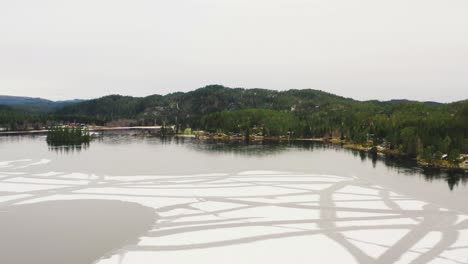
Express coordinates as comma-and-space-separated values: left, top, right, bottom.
55, 85, 455, 121
2, 85, 468, 159
56, 85, 353, 119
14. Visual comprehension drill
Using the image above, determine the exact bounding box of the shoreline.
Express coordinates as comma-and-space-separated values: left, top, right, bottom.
297, 138, 468, 172
2, 128, 466, 171
191, 135, 468, 172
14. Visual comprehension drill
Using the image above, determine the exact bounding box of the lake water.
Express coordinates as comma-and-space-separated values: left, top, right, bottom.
2, 134, 466, 211
1, 134, 468, 264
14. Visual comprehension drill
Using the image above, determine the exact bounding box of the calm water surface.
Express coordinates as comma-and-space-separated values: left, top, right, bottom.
1, 133, 467, 213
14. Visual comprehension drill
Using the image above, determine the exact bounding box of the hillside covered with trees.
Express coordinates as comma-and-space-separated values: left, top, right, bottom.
1, 85, 467, 162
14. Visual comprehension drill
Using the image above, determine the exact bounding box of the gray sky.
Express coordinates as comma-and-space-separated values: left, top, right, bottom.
0, 0, 467, 102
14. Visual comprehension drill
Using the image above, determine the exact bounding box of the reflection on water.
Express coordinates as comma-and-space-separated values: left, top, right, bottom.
1, 134, 467, 193
284, 140, 468, 191
186, 140, 289, 157
421, 168, 468, 191
211, 138, 464, 191
358, 150, 468, 191
2, 134, 468, 263
184, 138, 468, 191
48, 143, 90, 154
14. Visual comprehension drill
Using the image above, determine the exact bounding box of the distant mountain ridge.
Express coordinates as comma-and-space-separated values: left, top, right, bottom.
0, 92, 447, 106
388, 99, 442, 106
0, 95, 83, 112
0, 92, 447, 108
0, 95, 52, 105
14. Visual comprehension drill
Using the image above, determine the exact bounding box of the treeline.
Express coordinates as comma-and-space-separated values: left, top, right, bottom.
1, 85, 467, 159
0, 105, 50, 130
46, 126, 90, 145
299, 100, 468, 159
199, 109, 300, 136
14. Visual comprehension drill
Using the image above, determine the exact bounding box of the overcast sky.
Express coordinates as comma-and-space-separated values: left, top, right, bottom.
0, 0, 467, 102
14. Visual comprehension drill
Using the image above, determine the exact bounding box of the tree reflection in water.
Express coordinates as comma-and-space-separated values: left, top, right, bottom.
48, 142, 90, 154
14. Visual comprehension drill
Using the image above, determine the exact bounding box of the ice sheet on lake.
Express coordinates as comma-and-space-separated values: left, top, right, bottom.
1, 161, 468, 264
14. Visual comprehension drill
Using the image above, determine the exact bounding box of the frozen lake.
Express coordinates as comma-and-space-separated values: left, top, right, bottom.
1, 135, 467, 264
